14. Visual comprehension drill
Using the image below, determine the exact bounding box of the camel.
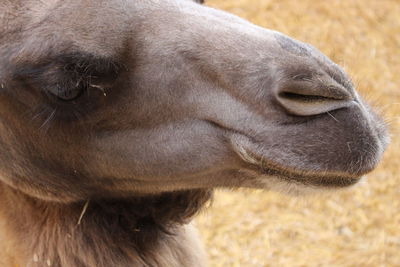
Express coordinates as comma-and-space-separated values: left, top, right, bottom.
0, 0, 388, 266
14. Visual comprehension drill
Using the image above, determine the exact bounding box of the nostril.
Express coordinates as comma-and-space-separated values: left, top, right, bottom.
276, 80, 354, 116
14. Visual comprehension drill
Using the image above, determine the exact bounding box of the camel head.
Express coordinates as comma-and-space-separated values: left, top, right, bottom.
0, 0, 388, 202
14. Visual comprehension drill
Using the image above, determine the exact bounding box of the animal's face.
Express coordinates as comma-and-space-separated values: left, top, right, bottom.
0, 0, 388, 201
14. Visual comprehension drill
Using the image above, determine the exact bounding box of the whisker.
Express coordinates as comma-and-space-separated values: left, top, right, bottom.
327, 111, 339, 122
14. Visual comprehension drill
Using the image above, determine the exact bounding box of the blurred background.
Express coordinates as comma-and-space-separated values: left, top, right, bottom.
195, 0, 400, 266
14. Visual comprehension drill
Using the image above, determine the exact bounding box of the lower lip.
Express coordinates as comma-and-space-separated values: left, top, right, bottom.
259, 167, 362, 188
231, 134, 363, 188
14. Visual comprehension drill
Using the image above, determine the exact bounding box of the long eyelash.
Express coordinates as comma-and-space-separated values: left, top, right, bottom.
39, 107, 57, 131
30, 106, 51, 122
28, 105, 57, 132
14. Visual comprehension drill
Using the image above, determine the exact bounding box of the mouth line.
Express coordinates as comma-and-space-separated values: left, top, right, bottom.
258, 166, 361, 188
233, 142, 361, 188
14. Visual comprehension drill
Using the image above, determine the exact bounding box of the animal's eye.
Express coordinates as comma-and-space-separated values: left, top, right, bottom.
47, 84, 84, 101
12, 52, 122, 120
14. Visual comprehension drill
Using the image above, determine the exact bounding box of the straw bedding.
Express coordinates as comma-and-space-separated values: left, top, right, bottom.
196, 0, 400, 266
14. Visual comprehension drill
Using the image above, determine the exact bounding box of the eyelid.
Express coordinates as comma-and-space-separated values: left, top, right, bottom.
12, 52, 123, 97
46, 83, 84, 101
13, 52, 123, 82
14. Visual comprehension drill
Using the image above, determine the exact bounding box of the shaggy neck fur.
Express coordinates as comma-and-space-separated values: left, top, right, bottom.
0, 184, 211, 267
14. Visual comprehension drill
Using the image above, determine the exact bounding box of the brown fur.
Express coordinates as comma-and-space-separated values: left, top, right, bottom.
0, 185, 211, 266
0, 0, 388, 266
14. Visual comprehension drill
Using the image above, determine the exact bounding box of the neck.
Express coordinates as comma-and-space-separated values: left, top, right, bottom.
0, 184, 211, 267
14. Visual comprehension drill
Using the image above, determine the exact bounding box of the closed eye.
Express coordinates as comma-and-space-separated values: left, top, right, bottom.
278, 92, 342, 102
13, 52, 122, 94
11, 51, 124, 122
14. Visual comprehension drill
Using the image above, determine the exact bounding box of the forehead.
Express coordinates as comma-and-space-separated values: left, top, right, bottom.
1, 1, 133, 60
1, 0, 208, 62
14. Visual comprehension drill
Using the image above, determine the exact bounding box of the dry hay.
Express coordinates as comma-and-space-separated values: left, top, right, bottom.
196, 0, 400, 266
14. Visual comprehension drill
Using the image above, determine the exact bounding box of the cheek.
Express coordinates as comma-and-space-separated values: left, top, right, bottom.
0, 128, 84, 201
82, 120, 240, 179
